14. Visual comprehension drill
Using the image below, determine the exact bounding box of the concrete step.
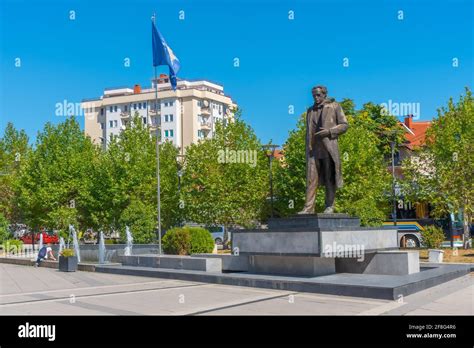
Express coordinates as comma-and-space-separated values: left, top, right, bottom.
94, 263, 471, 300
118, 254, 222, 273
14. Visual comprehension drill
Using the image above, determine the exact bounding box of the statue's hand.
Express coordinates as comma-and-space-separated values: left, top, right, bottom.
315, 128, 330, 138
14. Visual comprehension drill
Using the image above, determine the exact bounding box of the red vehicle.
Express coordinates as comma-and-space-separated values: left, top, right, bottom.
20, 230, 59, 244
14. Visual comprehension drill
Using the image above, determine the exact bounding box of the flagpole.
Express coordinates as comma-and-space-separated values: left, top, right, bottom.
152, 13, 162, 255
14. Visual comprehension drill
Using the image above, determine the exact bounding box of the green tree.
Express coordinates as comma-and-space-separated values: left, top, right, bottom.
0, 213, 11, 243
337, 115, 391, 225
354, 102, 404, 157
0, 123, 30, 222
16, 117, 97, 235
182, 110, 268, 229
273, 113, 307, 215
403, 88, 473, 248
90, 114, 181, 242
119, 199, 156, 244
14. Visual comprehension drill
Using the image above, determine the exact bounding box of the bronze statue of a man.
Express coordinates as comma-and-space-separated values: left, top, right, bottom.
299, 86, 348, 214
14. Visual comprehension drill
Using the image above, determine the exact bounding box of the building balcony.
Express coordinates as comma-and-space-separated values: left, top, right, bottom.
200, 122, 212, 131
200, 107, 211, 116
149, 108, 161, 116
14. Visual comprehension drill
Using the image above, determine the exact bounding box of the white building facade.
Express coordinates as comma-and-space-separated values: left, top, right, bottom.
81, 75, 236, 153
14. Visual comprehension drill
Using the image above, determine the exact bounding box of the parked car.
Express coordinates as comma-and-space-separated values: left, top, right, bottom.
206, 225, 225, 245
20, 229, 59, 244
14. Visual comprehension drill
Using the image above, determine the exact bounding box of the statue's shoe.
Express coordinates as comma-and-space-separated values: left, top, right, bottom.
297, 209, 313, 215
323, 206, 334, 214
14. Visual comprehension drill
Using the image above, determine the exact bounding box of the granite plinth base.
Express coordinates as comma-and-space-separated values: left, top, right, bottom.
232, 214, 410, 276
233, 215, 399, 257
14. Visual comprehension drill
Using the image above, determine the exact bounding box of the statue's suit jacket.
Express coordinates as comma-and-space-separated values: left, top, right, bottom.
305, 99, 348, 188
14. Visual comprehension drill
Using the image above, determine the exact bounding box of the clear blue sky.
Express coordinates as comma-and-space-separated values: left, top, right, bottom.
0, 0, 472, 146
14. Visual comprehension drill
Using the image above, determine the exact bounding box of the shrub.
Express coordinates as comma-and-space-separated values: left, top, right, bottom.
162, 227, 191, 255
421, 225, 445, 249
162, 226, 214, 255
188, 227, 214, 254
60, 248, 75, 257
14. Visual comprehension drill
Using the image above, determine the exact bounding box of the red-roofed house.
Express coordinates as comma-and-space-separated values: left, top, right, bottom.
392, 115, 432, 220
394, 115, 431, 179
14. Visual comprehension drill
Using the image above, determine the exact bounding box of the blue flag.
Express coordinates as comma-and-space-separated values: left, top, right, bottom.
152, 21, 180, 90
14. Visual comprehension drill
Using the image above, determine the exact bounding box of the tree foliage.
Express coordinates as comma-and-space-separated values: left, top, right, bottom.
402, 88, 473, 248
0, 123, 30, 222
182, 110, 268, 228
16, 117, 97, 234
87, 114, 182, 242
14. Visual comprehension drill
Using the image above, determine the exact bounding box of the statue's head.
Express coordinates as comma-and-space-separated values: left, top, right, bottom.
312, 85, 327, 104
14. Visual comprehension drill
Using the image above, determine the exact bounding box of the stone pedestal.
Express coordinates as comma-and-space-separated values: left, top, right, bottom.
232, 214, 418, 277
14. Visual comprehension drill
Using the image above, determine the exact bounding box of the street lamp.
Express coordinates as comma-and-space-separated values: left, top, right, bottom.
262, 143, 279, 218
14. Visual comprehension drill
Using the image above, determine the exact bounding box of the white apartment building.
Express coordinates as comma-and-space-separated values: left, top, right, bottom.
81, 75, 236, 152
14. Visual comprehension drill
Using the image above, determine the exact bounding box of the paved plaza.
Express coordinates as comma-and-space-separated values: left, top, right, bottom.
0, 263, 472, 315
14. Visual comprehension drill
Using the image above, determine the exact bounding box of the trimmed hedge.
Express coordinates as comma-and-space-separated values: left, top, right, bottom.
189, 227, 215, 254
162, 227, 191, 255
162, 226, 214, 255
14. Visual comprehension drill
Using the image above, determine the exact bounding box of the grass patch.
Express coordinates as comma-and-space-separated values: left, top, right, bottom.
415, 248, 474, 263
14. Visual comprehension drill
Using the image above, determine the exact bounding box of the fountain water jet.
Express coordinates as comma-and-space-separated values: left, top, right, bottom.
98, 231, 106, 264
69, 225, 81, 263
58, 237, 66, 255
124, 226, 133, 256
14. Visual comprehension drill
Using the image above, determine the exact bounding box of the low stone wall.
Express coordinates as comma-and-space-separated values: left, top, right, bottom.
49, 244, 160, 262
0, 257, 98, 272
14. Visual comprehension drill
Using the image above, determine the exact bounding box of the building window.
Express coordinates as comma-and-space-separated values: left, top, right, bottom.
124, 105, 128, 112
170, 101, 174, 106
143, 117, 147, 125
114, 105, 117, 112
134, 103, 137, 110
100, 108, 104, 116
170, 114, 173, 122
164, 115, 168, 122
109, 121, 113, 128
143, 102, 147, 109
110, 106, 113, 112
165, 130, 169, 137
169, 130, 174, 137
100, 123, 104, 130
198, 100, 202, 107
139, 103, 142, 109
